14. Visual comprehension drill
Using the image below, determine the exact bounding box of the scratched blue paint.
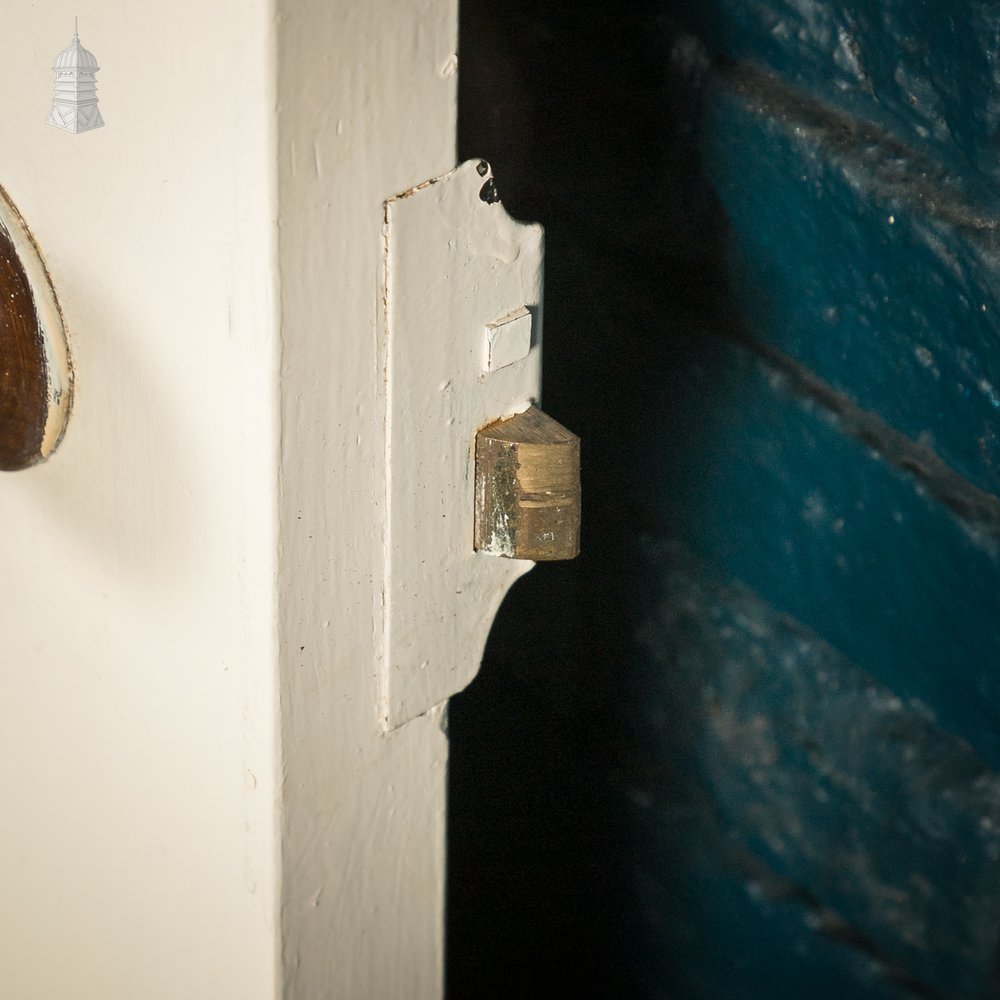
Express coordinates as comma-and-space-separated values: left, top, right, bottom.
672, 0, 1000, 190
617, 3, 1000, 990
636, 2, 1000, 994
630, 538, 1000, 998
625, 808, 914, 1000
700, 83, 1000, 497
448, 1, 1000, 997
636, 332, 1000, 767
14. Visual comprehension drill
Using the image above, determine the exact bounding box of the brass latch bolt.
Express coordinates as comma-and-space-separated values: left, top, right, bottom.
474, 406, 581, 561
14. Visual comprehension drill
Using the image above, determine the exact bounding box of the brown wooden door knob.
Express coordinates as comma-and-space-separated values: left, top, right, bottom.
0, 185, 72, 471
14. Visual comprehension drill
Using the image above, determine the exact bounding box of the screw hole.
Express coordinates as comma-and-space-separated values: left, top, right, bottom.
479, 177, 500, 204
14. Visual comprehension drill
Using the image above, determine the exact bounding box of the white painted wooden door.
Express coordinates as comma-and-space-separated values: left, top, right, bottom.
0, 3, 485, 998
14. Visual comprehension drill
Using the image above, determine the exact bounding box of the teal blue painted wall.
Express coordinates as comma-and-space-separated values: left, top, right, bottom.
448, 3, 1000, 998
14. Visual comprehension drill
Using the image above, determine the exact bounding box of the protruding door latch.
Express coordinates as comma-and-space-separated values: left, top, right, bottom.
475, 405, 580, 561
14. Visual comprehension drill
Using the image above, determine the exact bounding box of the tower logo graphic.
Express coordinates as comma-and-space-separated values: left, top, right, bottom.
47, 19, 104, 134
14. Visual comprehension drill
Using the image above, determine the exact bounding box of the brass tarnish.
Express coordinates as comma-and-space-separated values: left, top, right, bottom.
475, 406, 580, 561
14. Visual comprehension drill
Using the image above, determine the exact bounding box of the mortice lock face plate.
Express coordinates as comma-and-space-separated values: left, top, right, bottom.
378, 159, 543, 730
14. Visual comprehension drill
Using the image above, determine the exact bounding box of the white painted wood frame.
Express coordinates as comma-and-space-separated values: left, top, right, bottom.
0, 2, 460, 998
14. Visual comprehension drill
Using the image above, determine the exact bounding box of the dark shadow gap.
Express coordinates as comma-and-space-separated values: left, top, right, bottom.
445, 2, 737, 997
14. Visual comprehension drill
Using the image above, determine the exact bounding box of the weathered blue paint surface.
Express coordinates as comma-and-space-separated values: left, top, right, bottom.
633, 539, 1000, 998
448, 2, 1000, 998
673, 0, 1000, 190
634, 6, 1000, 992
638, 332, 1000, 767
703, 76, 1000, 498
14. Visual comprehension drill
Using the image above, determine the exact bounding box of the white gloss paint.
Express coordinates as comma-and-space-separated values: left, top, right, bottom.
276, 1, 461, 995
380, 161, 542, 728
0, 4, 279, 999
1, 1, 465, 998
